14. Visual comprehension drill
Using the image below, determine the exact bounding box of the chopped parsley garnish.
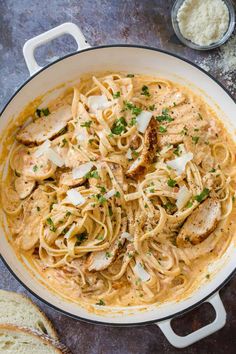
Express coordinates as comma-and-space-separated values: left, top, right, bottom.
114, 191, 121, 198
81, 120, 92, 128
113, 91, 121, 99
206, 274, 210, 279
61, 138, 67, 147
163, 202, 176, 213
46, 218, 56, 232
173, 102, 177, 107
33, 165, 38, 172
123, 101, 142, 116
192, 136, 199, 144
159, 126, 167, 133
181, 126, 188, 136
127, 74, 134, 78
96, 194, 107, 204
149, 104, 155, 111
50, 202, 55, 212
210, 168, 216, 173
85, 170, 99, 179
108, 206, 113, 216
132, 150, 139, 157
75, 232, 88, 246
167, 179, 177, 188
66, 211, 71, 217
141, 85, 150, 97
36, 206, 41, 212
129, 117, 137, 126
186, 201, 193, 208
111, 117, 127, 135
96, 299, 105, 306
97, 235, 104, 240
232, 196, 235, 203
173, 145, 181, 156
194, 188, 210, 203
98, 186, 106, 193
105, 252, 111, 258
35, 107, 50, 117
156, 108, 174, 123
149, 188, 155, 193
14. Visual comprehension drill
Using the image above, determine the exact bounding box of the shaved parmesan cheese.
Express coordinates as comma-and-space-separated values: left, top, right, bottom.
64, 223, 76, 239
166, 152, 193, 175
88, 95, 113, 113
134, 262, 150, 282
121, 232, 133, 241
76, 131, 86, 142
67, 189, 86, 206
136, 111, 152, 133
104, 188, 116, 199
126, 148, 132, 160
34, 139, 51, 158
72, 162, 93, 179
176, 185, 192, 210
88, 251, 107, 271
45, 148, 64, 167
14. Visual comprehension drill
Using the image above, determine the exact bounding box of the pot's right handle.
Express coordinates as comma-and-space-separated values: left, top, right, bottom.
23, 22, 90, 76
157, 292, 226, 348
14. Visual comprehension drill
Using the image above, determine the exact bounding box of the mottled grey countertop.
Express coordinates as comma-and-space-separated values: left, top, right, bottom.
0, 1, 236, 353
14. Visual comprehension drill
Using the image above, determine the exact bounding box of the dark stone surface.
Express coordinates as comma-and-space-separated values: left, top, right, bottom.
0, 1, 235, 353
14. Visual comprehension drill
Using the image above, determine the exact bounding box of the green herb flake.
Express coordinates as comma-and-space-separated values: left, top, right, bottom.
66, 211, 71, 217
33, 165, 38, 172
210, 168, 216, 173
156, 108, 174, 123
127, 74, 134, 78
61, 138, 67, 147
36, 206, 41, 212
194, 188, 210, 203
186, 201, 193, 208
129, 117, 137, 127
206, 274, 210, 279
123, 101, 142, 116
111, 117, 127, 135
159, 126, 167, 133
105, 252, 111, 258
96, 194, 107, 205
113, 91, 121, 99
86, 170, 99, 179
149, 104, 155, 111
114, 191, 121, 198
141, 85, 150, 97
46, 217, 56, 232
192, 136, 199, 144
173, 146, 180, 156
108, 206, 113, 216
167, 179, 177, 188
96, 299, 105, 306
149, 188, 155, 193
81, 121, 92, 128
198, 113, 203, 120
42, 107, 50, 116
75, 232, 88, 246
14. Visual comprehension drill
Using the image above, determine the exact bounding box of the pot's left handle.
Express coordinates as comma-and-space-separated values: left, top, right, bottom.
23, 22, 90, 76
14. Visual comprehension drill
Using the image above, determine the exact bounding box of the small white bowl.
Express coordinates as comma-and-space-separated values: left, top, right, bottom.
171, 0, 235, 50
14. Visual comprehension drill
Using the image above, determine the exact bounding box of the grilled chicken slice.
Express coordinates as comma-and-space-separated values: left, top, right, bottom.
86, 218, 127, 272
16, 105, 72, 145
177, 198, 221, 247
126, 117, 158, 178
20, 188, 54, 250
59, 171, 84, 187
14, 176, 36, 199
86, 236, 125, 272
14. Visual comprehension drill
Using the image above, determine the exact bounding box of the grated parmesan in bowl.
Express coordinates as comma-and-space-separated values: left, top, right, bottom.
171, 0, 235, 50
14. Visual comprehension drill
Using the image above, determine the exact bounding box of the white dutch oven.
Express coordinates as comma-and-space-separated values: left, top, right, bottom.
0, 23, 236, 348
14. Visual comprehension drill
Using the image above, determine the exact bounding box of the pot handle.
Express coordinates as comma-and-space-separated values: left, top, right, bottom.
157, 292, 226, 348
23, 22, 90, 76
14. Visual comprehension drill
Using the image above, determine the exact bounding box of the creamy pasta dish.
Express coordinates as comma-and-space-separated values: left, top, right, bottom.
1, 73, 236, 308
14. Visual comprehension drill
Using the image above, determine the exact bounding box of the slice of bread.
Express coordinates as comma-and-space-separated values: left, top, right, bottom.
0, 324, 71, 353
0, 290, 57, 339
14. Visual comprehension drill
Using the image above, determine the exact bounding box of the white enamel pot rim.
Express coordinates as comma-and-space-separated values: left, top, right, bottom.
0, 23, 236, 348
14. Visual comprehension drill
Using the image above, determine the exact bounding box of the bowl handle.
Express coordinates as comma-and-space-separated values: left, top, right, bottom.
23, 22, 90, 76
157, 292, 226, 348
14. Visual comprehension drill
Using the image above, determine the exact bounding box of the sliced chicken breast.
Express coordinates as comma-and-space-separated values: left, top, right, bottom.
177, 198, 221, 247
126, 117, 158, 178
14, 176, 36, 199
59, 171, 84, 187
16, 105, 72, 145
